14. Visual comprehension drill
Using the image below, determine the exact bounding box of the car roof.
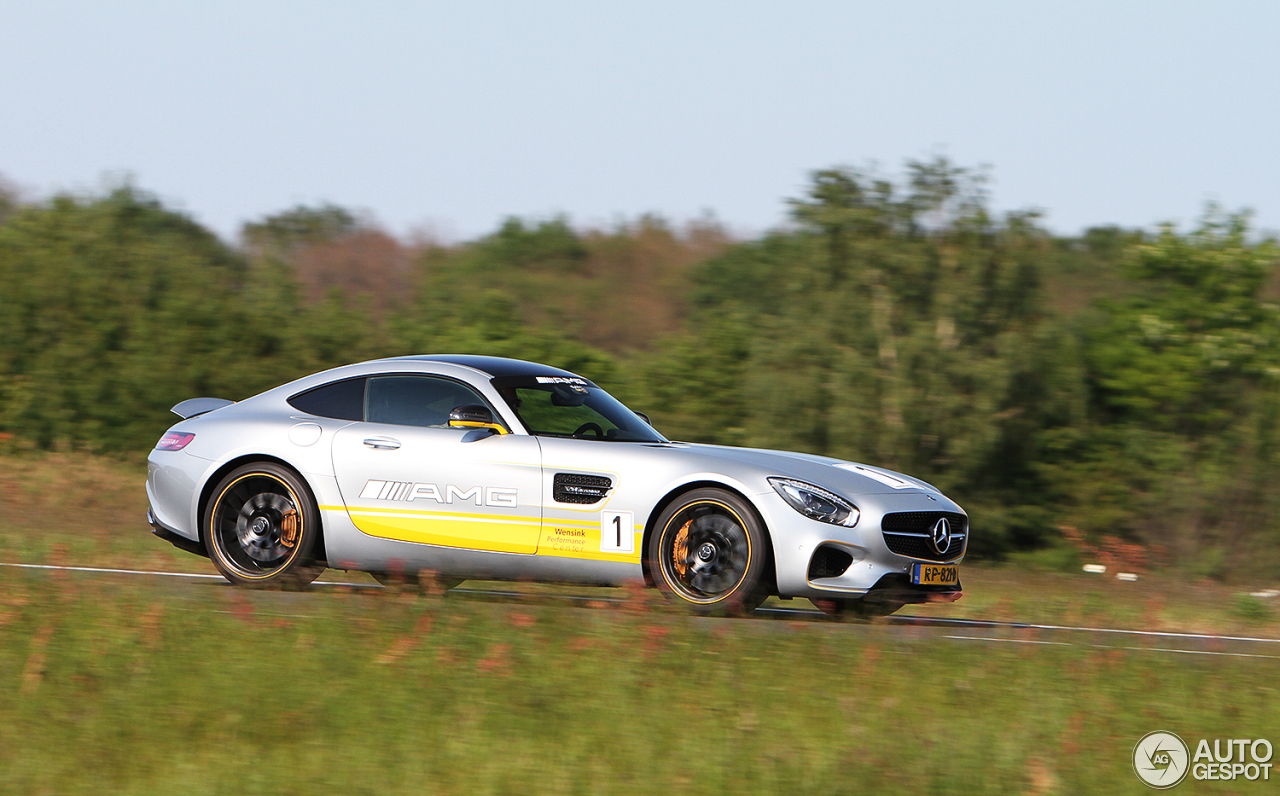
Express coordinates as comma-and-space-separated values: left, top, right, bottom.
386, 354, 582, 379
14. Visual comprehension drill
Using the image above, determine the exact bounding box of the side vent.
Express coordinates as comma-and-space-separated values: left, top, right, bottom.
808, 545, 855, 580
553, 473, 613, 504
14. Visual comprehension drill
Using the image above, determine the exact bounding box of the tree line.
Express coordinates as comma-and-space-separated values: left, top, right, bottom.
2, 162, 1277, 573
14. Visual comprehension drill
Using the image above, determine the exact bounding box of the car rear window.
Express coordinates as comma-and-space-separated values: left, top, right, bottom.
287, 377, 366, 421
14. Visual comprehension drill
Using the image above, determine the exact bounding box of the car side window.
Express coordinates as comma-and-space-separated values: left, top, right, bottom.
287, 377, 367, 421
365, 376, 490, 429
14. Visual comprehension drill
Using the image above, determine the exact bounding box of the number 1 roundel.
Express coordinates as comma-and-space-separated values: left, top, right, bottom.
600, 511, 634, 554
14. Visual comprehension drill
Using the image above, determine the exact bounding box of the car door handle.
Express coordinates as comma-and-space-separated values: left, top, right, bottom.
363, 436, 401, 450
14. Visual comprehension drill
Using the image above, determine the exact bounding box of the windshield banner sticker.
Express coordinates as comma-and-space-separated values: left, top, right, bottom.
536, 376, 590, 388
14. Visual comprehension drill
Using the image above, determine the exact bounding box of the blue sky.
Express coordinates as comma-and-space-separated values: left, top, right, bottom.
2, 1, 1277, 241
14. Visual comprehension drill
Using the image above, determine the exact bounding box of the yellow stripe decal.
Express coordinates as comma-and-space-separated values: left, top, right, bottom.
352, 515, 539, 555
324, 505, 645, 561
350, 511, 540, 527
538, 531, 643, 563
325, 504, 540, 522
538, 516, 600, 528
323, 504, 638, 529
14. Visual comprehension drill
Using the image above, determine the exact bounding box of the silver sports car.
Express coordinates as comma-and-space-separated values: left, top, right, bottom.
147, 355, 966, 614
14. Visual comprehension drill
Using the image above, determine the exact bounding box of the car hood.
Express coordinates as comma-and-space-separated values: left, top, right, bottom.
672, 441, 945, 498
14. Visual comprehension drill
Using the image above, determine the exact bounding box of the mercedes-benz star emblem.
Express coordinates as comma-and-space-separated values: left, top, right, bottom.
930, 517, 951, 554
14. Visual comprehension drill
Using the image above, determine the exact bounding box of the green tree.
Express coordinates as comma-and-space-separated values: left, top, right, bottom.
0, 188, 253, 450
639, 160, 1059, 554
1049, 210, 1280, 571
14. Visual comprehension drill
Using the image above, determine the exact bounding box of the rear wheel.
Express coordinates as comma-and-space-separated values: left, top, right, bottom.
204, 463, 324, 588
648, 488, 768, 615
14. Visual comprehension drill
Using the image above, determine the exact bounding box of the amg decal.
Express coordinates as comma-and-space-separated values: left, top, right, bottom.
535, 376, 589, 386
359, 480, 518, 507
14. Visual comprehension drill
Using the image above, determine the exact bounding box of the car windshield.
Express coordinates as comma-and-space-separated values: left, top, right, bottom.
491, 375, 667, 443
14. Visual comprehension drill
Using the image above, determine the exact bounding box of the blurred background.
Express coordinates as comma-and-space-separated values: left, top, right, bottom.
2, 1, 1279, 573
5, 4, 1280, 792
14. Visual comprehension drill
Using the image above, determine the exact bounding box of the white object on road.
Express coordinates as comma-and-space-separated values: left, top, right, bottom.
1083, 564, 1106, 574
1117, 572, 1138, 582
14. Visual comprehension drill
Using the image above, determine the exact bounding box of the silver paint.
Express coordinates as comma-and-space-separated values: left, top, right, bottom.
146, 356, 968, 599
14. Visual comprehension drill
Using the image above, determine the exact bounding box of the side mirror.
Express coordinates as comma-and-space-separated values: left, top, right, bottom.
634, 411, 653, 426
448, 404, 508, 435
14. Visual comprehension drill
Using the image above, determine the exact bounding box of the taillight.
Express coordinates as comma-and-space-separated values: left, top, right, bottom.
156, 432, 195, 451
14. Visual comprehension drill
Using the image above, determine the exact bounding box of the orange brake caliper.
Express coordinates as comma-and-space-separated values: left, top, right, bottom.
280, 509, 299, 548
672, 520, 692, 576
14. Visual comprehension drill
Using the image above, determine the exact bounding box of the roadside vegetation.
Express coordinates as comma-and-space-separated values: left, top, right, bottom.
2, 159, 1279, 577
1, 557, 1276, 794
1, 443, 1276, 792
3, 450, 1279, 637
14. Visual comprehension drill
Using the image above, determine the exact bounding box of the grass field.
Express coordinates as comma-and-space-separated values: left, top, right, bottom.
3, 451, 1278, 634
2, 452, 1279, 793
3, 568, 1278, 794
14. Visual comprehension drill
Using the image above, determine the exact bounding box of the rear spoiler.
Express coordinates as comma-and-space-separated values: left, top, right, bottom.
170, 398, 234, 419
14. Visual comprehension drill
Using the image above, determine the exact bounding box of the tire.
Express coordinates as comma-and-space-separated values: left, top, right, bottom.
647, 488, 769, 615
810, 598, 904, 619
204, 462, 324, 588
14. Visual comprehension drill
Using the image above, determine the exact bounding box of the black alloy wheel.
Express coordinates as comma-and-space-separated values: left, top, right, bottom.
204, 462, 323, 588
648, 488, 768, 615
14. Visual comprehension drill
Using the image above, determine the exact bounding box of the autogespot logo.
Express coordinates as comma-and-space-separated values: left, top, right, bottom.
1134, 732, 1190, 789
1134, 732, 1275, 787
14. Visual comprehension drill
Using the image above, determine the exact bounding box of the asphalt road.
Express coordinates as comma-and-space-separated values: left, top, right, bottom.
5, 561, 1278, 660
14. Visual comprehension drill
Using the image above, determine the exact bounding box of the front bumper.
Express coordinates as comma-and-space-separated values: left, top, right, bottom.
859, 572, 963, 605
754, 489, 966, 600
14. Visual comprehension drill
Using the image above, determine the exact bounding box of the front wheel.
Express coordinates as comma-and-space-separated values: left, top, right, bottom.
647, 488, 769, 615
204, 463, 324, 588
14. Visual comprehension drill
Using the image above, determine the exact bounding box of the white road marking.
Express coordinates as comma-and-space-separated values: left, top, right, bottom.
5, 562, 1280, 651
0, 562, 376, 588
945, 635, 1072, 646
1097, 644, 1280, 660
1, 562, 224, 579
893, 614, 1280, 645
944, 634, 1280, 659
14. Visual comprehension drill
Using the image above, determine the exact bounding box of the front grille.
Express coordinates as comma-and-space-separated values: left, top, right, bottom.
881, 511, 967, 562
553, 473, 613, 504
808, 545, 854, 580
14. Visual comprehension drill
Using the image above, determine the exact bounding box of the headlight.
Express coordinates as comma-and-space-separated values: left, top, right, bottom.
768, 478, 860, 527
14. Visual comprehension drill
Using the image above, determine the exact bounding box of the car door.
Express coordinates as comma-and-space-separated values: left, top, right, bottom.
331, 374, 543, 555
536, 437, 652, 566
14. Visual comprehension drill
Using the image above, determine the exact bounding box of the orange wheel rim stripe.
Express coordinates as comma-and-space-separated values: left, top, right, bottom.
209, 472, 305, 579
659, 499, 752, 604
